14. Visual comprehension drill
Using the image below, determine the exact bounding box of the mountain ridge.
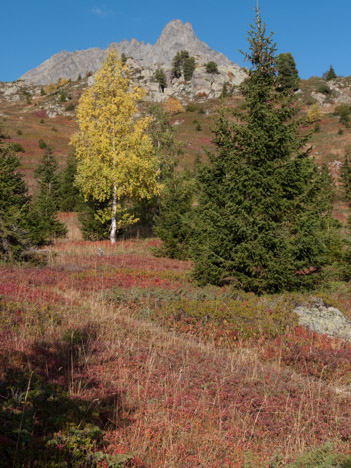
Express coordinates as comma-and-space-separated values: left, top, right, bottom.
20, 19, 236, 85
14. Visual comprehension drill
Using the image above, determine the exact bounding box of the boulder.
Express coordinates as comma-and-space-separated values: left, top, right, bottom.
293, 297, 351, 340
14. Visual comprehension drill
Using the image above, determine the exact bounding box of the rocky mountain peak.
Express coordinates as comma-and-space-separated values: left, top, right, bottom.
155, 19, 196, 47
20, 19, 237, 84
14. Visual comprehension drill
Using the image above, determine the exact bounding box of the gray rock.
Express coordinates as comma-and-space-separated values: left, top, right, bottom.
20, 20, 242, 85
311, 91, 326, 104
293, 298, 351, 340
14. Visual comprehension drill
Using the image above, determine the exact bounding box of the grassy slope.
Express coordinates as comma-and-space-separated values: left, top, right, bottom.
1, 76, 351, 191
2, 234, 351, 466
1, 77, 351, 466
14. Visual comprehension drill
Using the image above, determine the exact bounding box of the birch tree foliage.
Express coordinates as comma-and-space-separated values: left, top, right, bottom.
71, 49, 161, 236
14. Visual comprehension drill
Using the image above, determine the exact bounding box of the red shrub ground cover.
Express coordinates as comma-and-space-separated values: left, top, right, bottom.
1, 239, 351, 465
262, 326, 351, 384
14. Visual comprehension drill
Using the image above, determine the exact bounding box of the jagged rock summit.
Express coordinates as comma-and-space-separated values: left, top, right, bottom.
20, 19, 236, 84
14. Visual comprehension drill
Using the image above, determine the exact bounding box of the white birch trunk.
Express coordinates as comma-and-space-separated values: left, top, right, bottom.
110, 185, 117, 244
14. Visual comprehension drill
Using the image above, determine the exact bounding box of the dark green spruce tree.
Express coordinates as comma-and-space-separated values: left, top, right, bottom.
191, 9, 339, 293
58, 150, 83, 211
154, 168, 195, 259
146, 103, 195, 258
0, 137, 34, 261
276, 52, 299, 91
30, 146, 67, 245
79, 197, 111, 240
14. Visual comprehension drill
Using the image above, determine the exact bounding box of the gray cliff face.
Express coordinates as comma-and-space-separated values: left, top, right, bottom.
20, 20, 237, 84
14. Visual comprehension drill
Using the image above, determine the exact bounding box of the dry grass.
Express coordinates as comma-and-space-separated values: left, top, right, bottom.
2, 238, 351, 466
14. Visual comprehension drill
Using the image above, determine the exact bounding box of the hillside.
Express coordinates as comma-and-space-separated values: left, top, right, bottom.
2, 236, 351, 466
1, 74, 351, 195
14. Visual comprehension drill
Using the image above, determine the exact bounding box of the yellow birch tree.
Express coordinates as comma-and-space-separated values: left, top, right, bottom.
71, 49, 161, 243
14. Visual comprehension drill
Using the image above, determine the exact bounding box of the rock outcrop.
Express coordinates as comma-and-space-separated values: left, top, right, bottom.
294, 298, 351, 340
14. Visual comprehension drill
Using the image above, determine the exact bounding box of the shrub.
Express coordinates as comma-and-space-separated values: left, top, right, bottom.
307, 103, 322, 123
164, 97, 184, 115
11, 143, 25, 153
186, 102, 198, 112
59, 91, 67, 102
221, 82, 229, 98
121, 52, 127, 64
334, 103, 351, 126
57, 77, 69, 87
65, 102, 76, 111
195, 123, 202, 131
44, 83, 57, 94
38, 139, 47, 149
205, 61, 219, 74
17, 129, 22, 136
158, 295, 299, 342
286, 442, 351, 467
317, 83, 332, 95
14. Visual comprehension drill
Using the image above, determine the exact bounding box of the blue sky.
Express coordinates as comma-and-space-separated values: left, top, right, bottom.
1, 0, 350, 82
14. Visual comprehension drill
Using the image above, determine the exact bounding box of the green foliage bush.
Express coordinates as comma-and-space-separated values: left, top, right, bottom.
162, 296, 298, 340
11, 142, 25, 153
38, 139, 47, 149
221, 82, 229, 97
59, 91, 67, 102
285, 442, 351, 467
66, 102, 76, 111
121, 52, 127, 64
186, 102, 198, 112
317, 83, 332, 95
334, 103, 351, 127
205, 61, 219, 74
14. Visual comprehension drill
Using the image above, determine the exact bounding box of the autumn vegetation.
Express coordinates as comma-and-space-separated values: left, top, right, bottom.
2, 8, 351, 468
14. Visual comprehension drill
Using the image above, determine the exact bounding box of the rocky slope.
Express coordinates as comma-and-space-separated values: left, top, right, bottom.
20, 19, 240, 85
